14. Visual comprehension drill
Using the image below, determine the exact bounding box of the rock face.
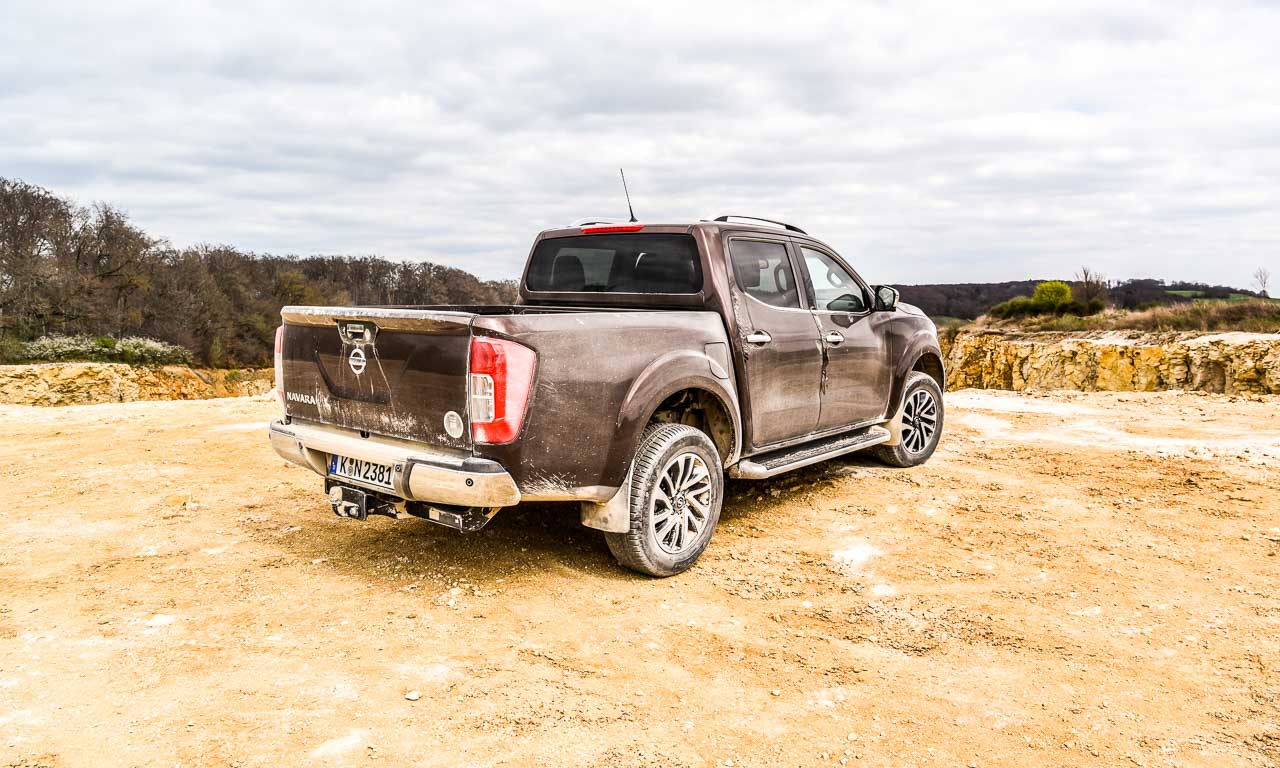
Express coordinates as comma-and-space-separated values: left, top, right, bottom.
0, 363, 273, 406
944, 330, 1280, 394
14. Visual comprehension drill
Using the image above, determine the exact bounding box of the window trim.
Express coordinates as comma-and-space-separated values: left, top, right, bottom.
792, 240, 872, 316
724, 234, 811, 314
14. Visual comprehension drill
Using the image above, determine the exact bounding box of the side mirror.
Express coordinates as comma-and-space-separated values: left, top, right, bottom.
873, 285, 900, 312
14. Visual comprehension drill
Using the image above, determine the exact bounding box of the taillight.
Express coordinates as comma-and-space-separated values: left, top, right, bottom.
273, 326, 284, 401
468, 337, 536, 444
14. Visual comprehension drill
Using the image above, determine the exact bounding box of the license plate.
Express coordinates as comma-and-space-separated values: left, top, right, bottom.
328, 455, 395, 490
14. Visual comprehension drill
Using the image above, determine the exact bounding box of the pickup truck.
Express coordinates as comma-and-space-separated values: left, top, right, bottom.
269, 216, 944, 576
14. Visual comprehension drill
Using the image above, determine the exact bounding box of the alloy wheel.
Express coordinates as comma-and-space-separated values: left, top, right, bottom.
650, 451, 714, 555
901, 389, 939, 454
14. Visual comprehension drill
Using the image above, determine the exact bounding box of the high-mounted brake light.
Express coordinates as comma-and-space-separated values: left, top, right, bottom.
468, 337, 536, 444
273, 325, 284, 401
580, 224, 645, 234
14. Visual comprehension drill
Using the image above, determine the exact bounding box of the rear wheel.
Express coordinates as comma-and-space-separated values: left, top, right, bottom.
605, 423, 723, 577
874, 371, 944, 468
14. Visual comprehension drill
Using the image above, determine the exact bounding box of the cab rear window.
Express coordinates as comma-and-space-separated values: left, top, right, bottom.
525, 234, 701, 294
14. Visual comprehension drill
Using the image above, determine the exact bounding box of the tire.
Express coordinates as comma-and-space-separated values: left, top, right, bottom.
874, 371, 944, 468
605, 423, 724, 577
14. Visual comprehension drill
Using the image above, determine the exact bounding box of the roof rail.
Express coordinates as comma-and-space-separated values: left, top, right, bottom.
712, 215, 807, 235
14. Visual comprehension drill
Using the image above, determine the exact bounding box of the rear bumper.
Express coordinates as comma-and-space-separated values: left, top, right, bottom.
268, 419, 521, 507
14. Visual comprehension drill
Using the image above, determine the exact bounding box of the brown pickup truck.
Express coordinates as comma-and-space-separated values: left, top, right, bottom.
270, 216, 944, 576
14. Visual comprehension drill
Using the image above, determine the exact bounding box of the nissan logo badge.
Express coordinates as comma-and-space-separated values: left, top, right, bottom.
348, 347, 366, 375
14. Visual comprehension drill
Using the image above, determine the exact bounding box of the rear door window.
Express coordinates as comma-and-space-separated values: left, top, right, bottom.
728, 239, 801, 309
525, 234, 701, 293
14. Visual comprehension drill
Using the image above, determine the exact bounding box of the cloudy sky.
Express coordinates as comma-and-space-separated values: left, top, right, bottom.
3, 1, 1278, 287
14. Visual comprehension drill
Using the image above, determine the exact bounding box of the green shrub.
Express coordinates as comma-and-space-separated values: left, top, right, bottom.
0, 336, 26, 364
989, 285, 1106, 320
1032, 280, 1072, 305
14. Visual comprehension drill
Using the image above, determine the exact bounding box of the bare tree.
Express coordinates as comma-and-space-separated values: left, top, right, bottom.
1074, 266, 1108, 305
1253, 267, 1271, 298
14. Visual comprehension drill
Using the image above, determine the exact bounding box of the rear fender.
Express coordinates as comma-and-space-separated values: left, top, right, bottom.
612, 348, 742, 472
581, 350, 740, 534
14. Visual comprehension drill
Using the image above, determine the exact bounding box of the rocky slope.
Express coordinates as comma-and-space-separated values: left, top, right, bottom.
0, 363, 273, 406
944, 330, 1280, 394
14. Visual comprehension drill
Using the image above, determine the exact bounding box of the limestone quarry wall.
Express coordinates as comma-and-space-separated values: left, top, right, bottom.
0, 363, 273, 406
944, 330, 1280, 394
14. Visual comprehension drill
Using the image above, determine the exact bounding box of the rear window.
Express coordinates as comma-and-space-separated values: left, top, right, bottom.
525, 233, 702, 294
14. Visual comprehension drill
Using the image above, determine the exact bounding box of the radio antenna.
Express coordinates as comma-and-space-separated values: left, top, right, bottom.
619, 168, 638, 222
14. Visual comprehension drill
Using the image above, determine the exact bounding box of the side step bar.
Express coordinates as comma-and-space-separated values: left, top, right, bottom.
730, 425, 891, 480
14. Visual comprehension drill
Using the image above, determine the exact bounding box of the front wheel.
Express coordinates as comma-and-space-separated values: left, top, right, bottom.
605, 423, 724, 577
874, 371, 944, 468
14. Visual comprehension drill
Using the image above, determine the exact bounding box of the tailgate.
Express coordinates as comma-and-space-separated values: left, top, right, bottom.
279, 306, 474, 450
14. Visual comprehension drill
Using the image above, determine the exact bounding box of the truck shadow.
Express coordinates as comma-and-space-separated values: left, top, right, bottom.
266, 454, 885, 583
266, 499, 635, 584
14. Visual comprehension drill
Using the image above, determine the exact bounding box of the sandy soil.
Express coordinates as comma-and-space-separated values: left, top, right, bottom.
1, 390, 1277, 767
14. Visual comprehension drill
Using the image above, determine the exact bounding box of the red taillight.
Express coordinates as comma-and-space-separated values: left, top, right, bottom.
468, 337, 536, 444
273, 326, 284, 401
580, 224, 644, 234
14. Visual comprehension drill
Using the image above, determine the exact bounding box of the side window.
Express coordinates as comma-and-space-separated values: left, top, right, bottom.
801, 247, 867, 313
729, 240, 800, 309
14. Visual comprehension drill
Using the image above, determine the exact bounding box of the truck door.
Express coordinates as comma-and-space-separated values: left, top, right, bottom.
795, 244, 890, 431
726, 237, 823, 449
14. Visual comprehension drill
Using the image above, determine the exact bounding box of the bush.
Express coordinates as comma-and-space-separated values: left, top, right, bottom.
988, 282, 1108, 321
115, 337, 193, 365
17, 334, 192, 366
1032, 280, 1072, 305
23, 335, 101, 361
0, 336, 26, 364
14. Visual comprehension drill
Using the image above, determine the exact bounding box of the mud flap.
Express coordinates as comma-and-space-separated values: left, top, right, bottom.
884, 395, 908, 447
580, 463, 633, 534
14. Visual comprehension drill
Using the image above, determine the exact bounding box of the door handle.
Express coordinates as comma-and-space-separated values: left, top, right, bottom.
824, 331, 845, 345
745, 330, 772, 344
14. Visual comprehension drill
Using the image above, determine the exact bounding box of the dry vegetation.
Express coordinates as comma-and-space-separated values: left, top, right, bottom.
977, 298, 1280, 334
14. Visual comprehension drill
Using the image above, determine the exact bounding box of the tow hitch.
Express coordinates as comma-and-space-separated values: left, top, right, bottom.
325, 481, 500, 531
327, 483, 398, 521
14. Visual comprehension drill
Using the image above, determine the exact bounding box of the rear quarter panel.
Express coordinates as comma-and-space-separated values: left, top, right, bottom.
472, 310, 738, 498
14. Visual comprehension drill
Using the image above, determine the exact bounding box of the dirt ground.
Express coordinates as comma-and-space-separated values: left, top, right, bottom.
1, 390, 1277, 768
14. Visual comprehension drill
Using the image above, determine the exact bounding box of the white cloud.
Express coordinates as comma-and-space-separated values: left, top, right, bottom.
2, 0, 1278, 287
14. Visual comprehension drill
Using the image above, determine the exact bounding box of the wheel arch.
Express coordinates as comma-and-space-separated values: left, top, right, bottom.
610, 349, 742, 484
886, 332, 946, 419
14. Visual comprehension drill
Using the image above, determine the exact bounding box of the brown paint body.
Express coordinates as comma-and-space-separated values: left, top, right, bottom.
278, 221, 943, 499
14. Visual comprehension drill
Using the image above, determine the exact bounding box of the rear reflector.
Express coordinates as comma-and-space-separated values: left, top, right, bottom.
468, 337, 536, 444
580, 224, 644, 234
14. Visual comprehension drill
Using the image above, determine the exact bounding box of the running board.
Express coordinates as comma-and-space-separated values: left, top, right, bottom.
730, 425, 890, 480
